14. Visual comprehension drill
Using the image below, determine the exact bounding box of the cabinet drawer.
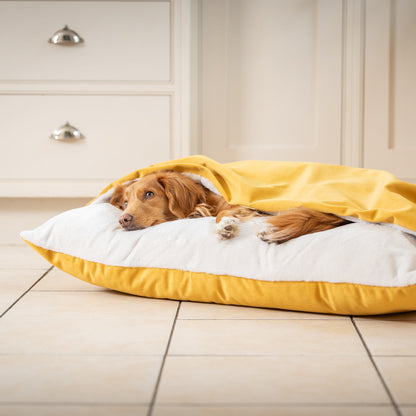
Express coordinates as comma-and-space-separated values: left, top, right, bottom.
0, 1, 170, 81
1, 95, 170, 182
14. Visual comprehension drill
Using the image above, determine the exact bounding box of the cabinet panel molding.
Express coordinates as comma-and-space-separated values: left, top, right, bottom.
0, 1, 171, 82
1, 94, 171, 183
364, 0, 416, 182
200, 0, 343, 164
341, 0, 365, 168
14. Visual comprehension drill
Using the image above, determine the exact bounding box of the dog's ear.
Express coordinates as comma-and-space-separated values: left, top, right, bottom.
157, 172, 206, 218
110, 183, 128, 210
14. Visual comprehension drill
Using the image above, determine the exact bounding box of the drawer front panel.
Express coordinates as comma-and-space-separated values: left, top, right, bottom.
0, 1, 170, 81
1, 95, 170, 181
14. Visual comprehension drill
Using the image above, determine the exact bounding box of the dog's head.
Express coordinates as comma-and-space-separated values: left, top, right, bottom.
110, 171, 207, 230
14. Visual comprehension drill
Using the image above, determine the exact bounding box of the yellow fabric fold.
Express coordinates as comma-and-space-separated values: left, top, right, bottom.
98, 155, 416, 232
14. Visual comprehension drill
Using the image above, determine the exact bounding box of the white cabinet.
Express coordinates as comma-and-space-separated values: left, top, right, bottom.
1, 95, 170, 180
199, 0, 343, 164
364, 0, 416, 182
0, 1, 170, 81
1, 0, 415, 198
196, 0, 416, 182
0, 0, 191, 197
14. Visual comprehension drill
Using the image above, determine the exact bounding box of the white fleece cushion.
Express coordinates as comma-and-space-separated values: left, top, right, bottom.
21, 199, 416, 288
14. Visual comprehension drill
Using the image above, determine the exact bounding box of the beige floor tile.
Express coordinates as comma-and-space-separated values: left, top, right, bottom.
153, 406, 396, 416
0, 245, 50, 269
375, 357, 416, 405
0, 318, 173, 355
34, 268, 104, 291
0, 355, 161, 404
3, 291, 178, 321
179, 302, 345, 320
0, 291, 178, 355
156, 356, 389, 405
355, 320, 416, 355
356, 312, 416, 321
169, 319, 365, 356
401, 407, 416, 416
0, 405, 148, 416
0, 269, 48, 314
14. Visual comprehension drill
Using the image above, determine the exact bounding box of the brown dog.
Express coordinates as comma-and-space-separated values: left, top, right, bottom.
110, 170, 348, 244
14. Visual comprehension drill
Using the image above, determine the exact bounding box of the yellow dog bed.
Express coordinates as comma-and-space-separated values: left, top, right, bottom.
21, 156, 416, 315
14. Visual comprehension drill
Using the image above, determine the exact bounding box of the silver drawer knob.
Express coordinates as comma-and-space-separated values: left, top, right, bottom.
48, 25, 84, 45
50, 122, 85, 141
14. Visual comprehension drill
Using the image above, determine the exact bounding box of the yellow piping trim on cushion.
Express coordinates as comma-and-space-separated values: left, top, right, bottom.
24, 240, 416, 316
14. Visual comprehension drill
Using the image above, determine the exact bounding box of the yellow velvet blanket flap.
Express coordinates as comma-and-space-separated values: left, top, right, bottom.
101, 155, 416, 233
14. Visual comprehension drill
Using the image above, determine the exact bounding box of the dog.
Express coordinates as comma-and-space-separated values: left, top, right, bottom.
110, 170, 349, 244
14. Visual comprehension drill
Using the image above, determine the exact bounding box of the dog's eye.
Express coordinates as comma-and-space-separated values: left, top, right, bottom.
144, 191, 155, 199
124, 201, 128, 209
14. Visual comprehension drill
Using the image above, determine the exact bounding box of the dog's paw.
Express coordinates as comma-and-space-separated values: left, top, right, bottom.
216, 217, 240, 240
257, 224, 280, 244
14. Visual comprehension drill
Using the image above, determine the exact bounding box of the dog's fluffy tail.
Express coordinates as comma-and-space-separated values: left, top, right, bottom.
259, 207, 349, 244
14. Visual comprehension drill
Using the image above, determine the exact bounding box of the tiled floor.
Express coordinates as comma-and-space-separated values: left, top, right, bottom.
1, 245, 415, 416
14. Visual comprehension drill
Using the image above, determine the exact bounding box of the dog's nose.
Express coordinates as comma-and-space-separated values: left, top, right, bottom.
119, 213, 133, 228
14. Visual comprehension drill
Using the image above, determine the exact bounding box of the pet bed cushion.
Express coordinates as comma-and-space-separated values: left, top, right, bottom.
21, 156, 416, 315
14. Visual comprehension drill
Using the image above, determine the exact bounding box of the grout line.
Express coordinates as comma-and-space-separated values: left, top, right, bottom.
351, 317, 403, 416
0, 353, 394, 358
147, 353, 378, 357
0, 266, 54, 319
374, 354, 416, 357
0, 352, 403, 358
0, 267, 48, 270
0, 402, 398, 408
0, 402, 149, 407
148, 402, 397, 408
0, 353, 167, 357
32, 290, 103, 293
175, 318, 348, 321
147, 301, 181, 416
